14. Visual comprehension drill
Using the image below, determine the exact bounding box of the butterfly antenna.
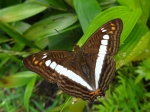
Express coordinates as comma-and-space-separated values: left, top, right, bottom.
54, 29, 67, 40
60, 97, 72, 112
55, 29, 60, 34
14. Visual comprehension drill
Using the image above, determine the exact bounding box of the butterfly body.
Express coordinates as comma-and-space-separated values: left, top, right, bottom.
23, 19, 123, 101
74, 45, 91, 78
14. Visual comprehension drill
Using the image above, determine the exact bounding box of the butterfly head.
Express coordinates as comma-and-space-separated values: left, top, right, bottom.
73, 45, 80, 52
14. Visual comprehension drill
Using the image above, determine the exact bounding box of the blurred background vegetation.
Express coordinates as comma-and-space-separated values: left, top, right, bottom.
0, 0, 150, 112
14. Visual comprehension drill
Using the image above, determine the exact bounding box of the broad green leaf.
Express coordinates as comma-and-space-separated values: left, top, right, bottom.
66, 100, 87, 112
74, 0, 101, 32
134, 39, 150, 60
12, 42, 24, 52
50, 98, 87, 112
48, 26, 81, 51
133, 32, 150, 60
0, 20, 41, 50
115, 22, 149, 68
117, 0, 136, 10
0, 71, 37, 88
24, 13, 77, 41
137, 0, 150, 23
13, 22, 31, 33
118, 0, 150, 23
31, 24, 80, 52
23, 13, 78, 51
0, 2, 47, 22
98, 0, 118, 10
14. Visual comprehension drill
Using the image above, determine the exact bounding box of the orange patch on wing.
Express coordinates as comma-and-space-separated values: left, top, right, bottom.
109, 31, 113, 34
89, 91, 95, 95
110, 23, 115, 26
111, 27, 116, 30
89, 89, 101, 97
34, 60, 39, 65
39, 61, 43, 66
32, 57, 36, 61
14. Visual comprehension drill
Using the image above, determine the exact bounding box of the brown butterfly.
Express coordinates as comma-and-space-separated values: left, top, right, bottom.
23, 18, 123, 101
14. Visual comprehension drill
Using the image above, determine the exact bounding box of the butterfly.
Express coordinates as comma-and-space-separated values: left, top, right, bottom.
23, 18, 123, 101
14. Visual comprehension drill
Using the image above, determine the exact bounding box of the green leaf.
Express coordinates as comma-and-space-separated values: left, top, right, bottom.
134, 41, 150, 60
0, 71, 37, 88
65, 0, 74, 8
24, 13, 77, 41
137, 0, 150, 23
13, 22, 31, 33
66, 100, 87, 112
117, 0, 136, 10
0, 2, 47, 22
77, 6, 142, 47
115, 22, 149, 68
0, 20, 41, 50
94, 71, 146, 112
135, 58, 150, 84
0, 34, 12, 44
24, 76, 37, 112
46, 0, 67, 11
74, 0, 102, 32
133, 32, 150, 60
118, 0, 150, 23
48, 26, 81, 50
0, 53, 9, 69
50, 98, 87, 112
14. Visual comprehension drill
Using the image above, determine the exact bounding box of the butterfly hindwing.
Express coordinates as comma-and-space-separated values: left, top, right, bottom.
57, 74, 92, 101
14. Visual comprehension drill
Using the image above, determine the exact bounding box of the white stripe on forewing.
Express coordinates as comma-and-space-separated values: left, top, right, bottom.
45, 60, 51, 66
99, 45, 107, 54
42, 53, 47, 59
101, 40, 108, 45
95, 39, 108, 89
101, 28, 107, 32
45, 60, 93, 90
55, 64, 93, 90
103, 34, 109, 39
50, 61, 57, 69
95, 54, 105, 89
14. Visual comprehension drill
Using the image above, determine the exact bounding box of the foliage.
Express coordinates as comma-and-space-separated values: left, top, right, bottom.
93, 65, 149, 112
0, 0, 150, 112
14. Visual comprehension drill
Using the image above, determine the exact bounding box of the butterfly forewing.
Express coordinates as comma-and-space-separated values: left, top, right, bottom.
23, 50, 96, 100
23, 51, 74, 83
23, 18, 123, 101
82, 19, 123, 55
82, 18, 123, 96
